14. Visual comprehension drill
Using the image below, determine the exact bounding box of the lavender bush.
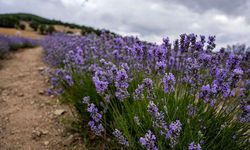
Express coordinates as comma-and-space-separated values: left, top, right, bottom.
43, 32, 250, 149
0, 35, 38, 59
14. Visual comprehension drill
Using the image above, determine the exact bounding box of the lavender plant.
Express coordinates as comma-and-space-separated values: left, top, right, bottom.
43, 32, 250, 149
0, 35, 38, 59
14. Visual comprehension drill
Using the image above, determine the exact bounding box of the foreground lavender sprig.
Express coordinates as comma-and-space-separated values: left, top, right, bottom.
139, 130, 158, 150
148, 101, 167, 130
113, 129, 129, 147
166, 120, 182, 147
188, 142, 202, 150
87, 103, 104, 135
115, 69, 130, 101
163, 73, 176, 93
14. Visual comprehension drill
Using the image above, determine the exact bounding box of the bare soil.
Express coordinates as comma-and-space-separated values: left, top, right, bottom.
0, 47, 84, 150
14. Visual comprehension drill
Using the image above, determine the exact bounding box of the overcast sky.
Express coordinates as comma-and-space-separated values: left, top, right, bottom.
1, 0, 250, 48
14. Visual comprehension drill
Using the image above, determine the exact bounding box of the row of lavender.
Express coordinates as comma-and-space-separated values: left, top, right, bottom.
0, 35, 38, 59
43, 32, 250, 149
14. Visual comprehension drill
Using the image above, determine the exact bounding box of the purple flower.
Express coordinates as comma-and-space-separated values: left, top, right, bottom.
115, 69, 130, 101
143, 78, 155, 100
47, 88, 54, 95
188, 142, 202, 150
155, 46, 166, 62
226, 53, 242, 70
207, 35, 216, 51
65, 75, 74, 86
88, 121, 104, 136
155, 61, 166, 74
87, 103, 102, 122
148, 101, 159, 115
148, 101, 167, 130
139, 130, 158, 150
112, 129, 129, 147
199, 84, 218, 106
132, 44, 143, 60
163, 73, 176, 93
115, 89, 130, 101
51, 77, 59, 87
121, 63, 129, 72
115, 69, 129, 89
166, 120, 182, 147
87, 103, 104, 135
134, 84, 145, 100
92, 76, 109, 95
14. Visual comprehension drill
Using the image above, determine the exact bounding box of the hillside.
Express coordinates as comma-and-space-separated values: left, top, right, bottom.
0, 13, 105, 35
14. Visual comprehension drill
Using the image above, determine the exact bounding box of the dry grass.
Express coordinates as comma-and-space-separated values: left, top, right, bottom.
0, 27, 44, 39
54, 25, 81, 35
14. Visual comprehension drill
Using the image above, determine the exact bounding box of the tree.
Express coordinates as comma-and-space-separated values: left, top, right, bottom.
30, 21, 39, 31
39, 24, 46, 34
19, 24, 25, 30
46, 25, 55, 34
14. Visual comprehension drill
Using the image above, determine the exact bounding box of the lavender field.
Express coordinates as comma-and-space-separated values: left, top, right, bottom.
0, 35, 37, 59
42, 32, 250, 149
1, 1, 250, 149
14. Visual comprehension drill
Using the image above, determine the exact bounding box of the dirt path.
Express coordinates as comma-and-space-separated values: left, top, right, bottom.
0, 47, 80, 150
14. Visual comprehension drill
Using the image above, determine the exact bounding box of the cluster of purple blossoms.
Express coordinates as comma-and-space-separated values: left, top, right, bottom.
112, 129, 129, 147
87, 103, 104, 135
134, 84, 145, 100
148, 101, 167, 130
188, 142, 202, 150
134, 78, 155, 100
155, 61, 166, 74
226, 53, 242, 70
139, 130, 158, 150
183, 58, 201, 87
143, 78, 155, 100
115, 69, 130, 101
64, 47, 85, 71
211, 68, 235, 98
92, 76, 109, 95
132, 44, 144, 61
155, 45, 166, 62
166, 120, 182, 147
199, 84, 217, 106
115, 69, 129, 89
230, 68, 243, 88
239, 80, 250, 123
148, 102, 182, 147
163, 73, 176, 93
51, 77, 59, 87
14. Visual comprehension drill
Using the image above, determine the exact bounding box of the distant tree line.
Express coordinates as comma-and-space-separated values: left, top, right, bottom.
0, 13, 115, 36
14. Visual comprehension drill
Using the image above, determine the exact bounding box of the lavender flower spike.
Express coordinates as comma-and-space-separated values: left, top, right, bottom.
163, 73, 176, 93
113, 129, 129, 147
188, 142, 202, 150
139, 130, 158, 150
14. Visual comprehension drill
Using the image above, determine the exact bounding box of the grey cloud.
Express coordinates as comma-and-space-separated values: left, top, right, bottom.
0, 0, 250, 48
160, 0, 247, 15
